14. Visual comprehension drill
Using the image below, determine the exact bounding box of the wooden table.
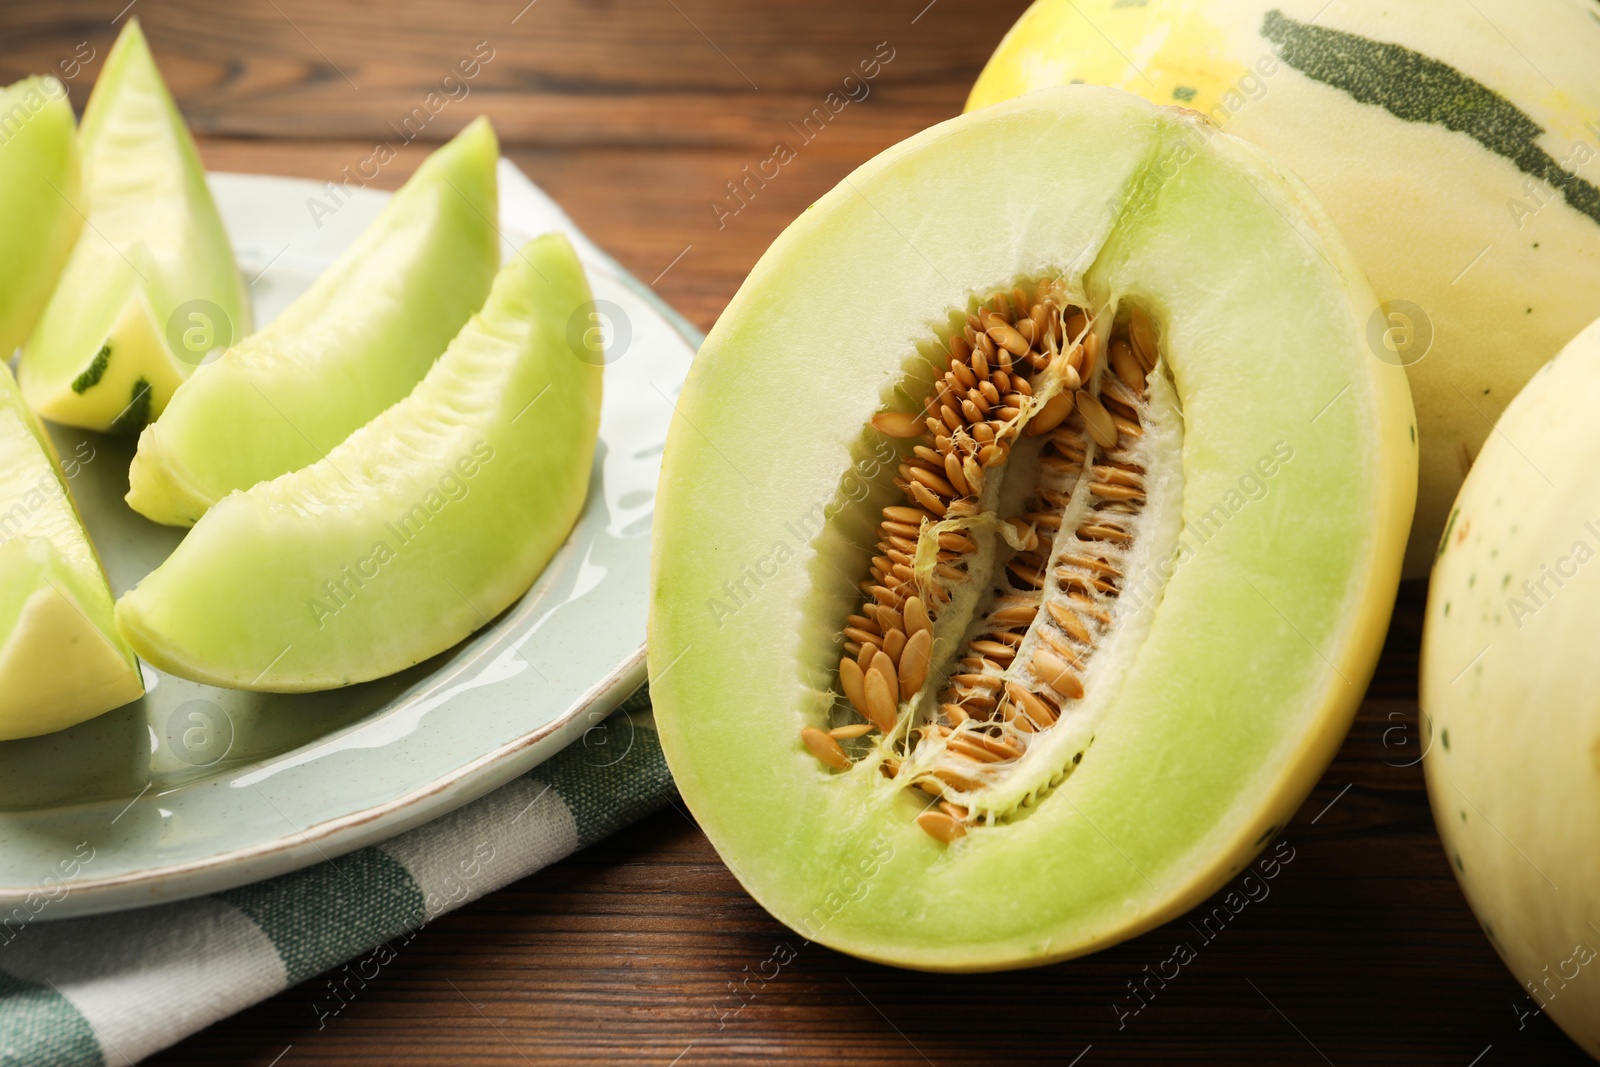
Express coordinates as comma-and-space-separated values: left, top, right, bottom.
1, 1, 1583, 1062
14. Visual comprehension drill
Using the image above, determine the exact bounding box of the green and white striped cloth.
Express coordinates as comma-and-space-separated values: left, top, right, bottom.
0, 688, 672, 1065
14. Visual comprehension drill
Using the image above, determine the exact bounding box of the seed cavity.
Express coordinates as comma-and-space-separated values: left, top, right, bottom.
800, 283, 1183, 845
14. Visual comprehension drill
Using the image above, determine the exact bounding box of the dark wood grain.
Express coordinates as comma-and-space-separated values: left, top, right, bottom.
142, 584, 1588, 1067
0, 0, 1583, 1062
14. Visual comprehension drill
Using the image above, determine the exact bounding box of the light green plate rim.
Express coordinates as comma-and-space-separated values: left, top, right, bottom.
0, 164, 697, 919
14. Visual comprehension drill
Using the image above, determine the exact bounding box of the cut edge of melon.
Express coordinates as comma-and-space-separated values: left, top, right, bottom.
0, 568, 143, 741
1072, 121, 1414, 964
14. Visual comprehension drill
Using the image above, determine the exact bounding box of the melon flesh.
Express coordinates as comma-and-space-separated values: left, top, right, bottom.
127, 117, 501, 526
968, 0, 1600, 577
1423, 317, 1600, 1059
0, 364, 142, 739
0, 76, 81, 359
18, 19, 251, 433
116, 234, 601, 692
648, 86, 1415, 970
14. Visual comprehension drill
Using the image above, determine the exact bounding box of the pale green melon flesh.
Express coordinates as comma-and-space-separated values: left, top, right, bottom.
115, 234, 601, 692
648, 86, 1415, 970
0, 76, 82, 358
18, 19, 250, 433
1423, 318, 1600, 1059
0, 365, 142, 739
127, 117, 502, 526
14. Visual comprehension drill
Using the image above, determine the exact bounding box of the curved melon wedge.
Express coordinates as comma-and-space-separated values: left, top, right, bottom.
648, 86, 1416, 971
0, 365, 142, 740
0, 76, 82, 358
116, 234, 601, 692
127, 117, 502, 527
18, 18, 251, 434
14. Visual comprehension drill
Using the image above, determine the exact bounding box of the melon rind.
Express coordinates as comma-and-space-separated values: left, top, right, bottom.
968, 0, 1600, 577
0, 76, 82, 359
648, 86, 1414, 971
1423, 317, 1600, 1059
18, 19, 251, 433
127, 117, 502, 527
115, 234, 602, 692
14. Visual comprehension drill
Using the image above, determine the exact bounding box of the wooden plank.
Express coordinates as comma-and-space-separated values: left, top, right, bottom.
0, 0, 1020, 148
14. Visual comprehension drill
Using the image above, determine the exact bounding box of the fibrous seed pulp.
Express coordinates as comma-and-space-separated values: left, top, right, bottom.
802, 280, 1180, 844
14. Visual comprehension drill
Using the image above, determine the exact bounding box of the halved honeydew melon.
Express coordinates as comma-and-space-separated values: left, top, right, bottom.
18, 19, 251, 434
648, 86, 1415, 970
1422, 318, 1600, 1058
127, 117, 502, 526
0, 364, 142, 739
0, 76, 82, 358
115, 234, 601, 692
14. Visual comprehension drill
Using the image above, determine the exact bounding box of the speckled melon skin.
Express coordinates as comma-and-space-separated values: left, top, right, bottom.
970, 0, 1600, 576
1423, 316, 1600, 1061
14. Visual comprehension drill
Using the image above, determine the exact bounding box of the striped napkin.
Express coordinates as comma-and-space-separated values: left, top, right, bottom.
0, 689, 670, 1066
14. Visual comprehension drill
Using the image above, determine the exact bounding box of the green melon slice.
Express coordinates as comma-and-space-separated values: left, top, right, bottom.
116, 234, 601, 692
17, 18, 251, 434
648, 86, 1416, 970
0, 363, 142, 739
127, 117, 502, 526
0, 76, 82, 359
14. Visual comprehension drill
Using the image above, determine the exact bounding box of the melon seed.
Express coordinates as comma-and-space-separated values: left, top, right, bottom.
872, 410, 926, 438
864, 668, 897, 733
1077, 392, 1117, 449
802, 726, 851, 769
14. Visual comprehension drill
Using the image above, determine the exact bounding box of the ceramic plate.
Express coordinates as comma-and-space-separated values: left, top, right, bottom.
1, 162, 696, 919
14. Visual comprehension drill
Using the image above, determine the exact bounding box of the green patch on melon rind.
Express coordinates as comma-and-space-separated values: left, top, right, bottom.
70, 345, 111, 395
108, 378, 152, 436
1262, 8, 1600, 227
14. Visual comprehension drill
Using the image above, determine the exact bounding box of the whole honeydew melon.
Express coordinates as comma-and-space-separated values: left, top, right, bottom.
649, 86, 1415, 970
969, 0, 1600, 576
1424, 317, 1600, 1060
0, 76, 82, 359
